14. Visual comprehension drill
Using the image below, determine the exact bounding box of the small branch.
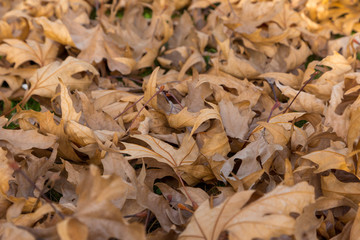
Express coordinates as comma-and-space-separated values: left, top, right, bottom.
175, 171, 198, 210
265, 77, 281, 122
114, 96, 144, 120
282, 65, 332, 114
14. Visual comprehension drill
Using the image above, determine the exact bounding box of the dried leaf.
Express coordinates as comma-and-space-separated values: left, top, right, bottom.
25, 56, 98, 100
120, 133, 199, 168
180, 182, 314, 240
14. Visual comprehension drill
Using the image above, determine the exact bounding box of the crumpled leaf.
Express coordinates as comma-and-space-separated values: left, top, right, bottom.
35, 17, 76, 47
167, 104, 222, 136
223, 136, 283, 180
73, 165, 145, 240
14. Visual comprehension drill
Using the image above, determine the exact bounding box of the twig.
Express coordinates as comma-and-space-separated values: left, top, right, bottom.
282, 64, 332, 114
114, 96, 144, 120
265, 77, 281, 122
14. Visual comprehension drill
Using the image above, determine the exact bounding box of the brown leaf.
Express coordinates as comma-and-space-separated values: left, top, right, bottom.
57, 217, 88, 240
120, 132, 199, 169
219, 99, 254, 140
321, 172, 360, 204
179, 182, 314, 240
0, 38, 59, 68
24, 56, 98, 100
74, 165, 145, 240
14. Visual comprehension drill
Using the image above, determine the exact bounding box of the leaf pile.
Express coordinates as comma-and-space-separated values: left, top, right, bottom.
1, 0, 360, 239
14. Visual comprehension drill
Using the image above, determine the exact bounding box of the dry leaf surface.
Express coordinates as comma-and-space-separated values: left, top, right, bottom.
0, 0, 360, 239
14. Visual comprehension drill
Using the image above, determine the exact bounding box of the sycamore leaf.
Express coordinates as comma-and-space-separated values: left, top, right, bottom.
64, 22, 136, 74
11, 110, 82, 162
120, 133, 199, 168
24, 56, 98, 100
179, 182, 314, 240
0, 127, 57, 151
0, 38, 59, 68
59, 79, 81, 122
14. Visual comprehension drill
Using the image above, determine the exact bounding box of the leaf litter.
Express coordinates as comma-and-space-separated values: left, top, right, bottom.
1, 0, 360, 239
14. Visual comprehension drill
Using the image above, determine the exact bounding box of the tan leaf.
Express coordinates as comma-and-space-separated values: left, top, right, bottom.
0, 223, 35, 240
120, 133, 199, 168
35, 17, 75, 47
347, 104, 360, 152
197, 122, 230, 157
0, 38, 59, 68
257, 121, 291, 146
350, 206, 360, 240
226, 136, 282, 180
0, 20, 12, 40
0, 128, 57, 151
57, 218, 88, 240
301, 147, 353, 173
276, 81, 325, 113
219, 99, 254, 140
167, 104, 221, 136
59, 78, 81, 122
65, 22, 136, 74
304, 52, 352, 100
143, 67, 160, 111
321, 173, 360, 204
179, 182, 314, 240
11, 110, 82, 162
25, 56, 98, 100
